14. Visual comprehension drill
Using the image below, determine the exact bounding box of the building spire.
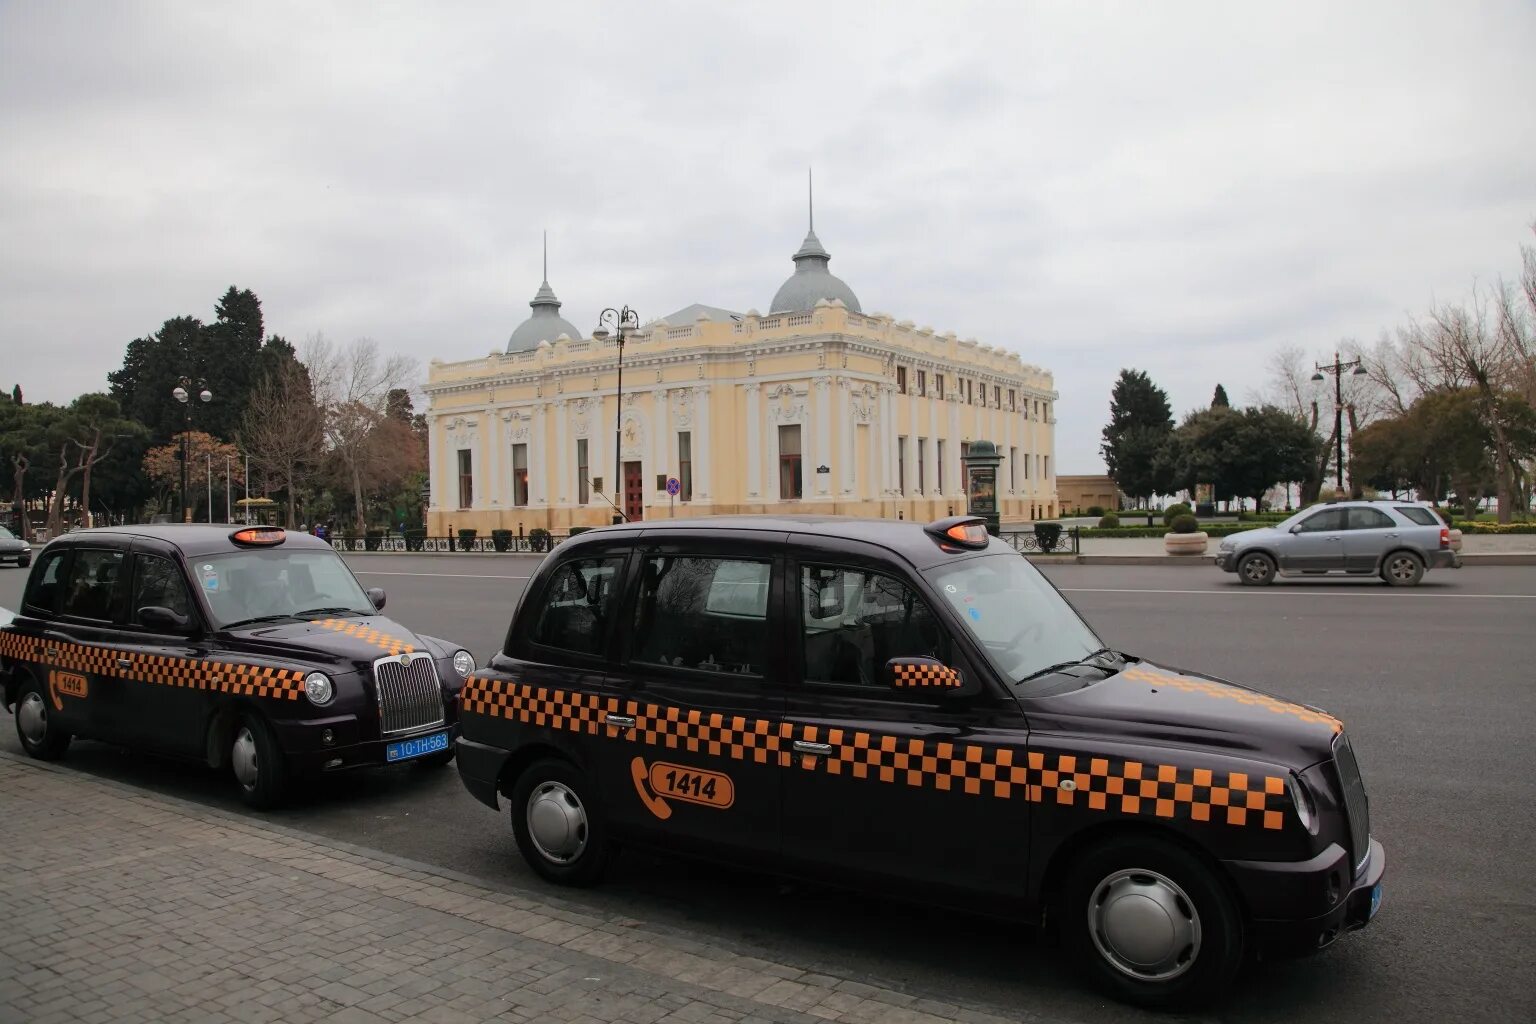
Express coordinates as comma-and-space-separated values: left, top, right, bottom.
808, 167, 814, 232
542, 229, 548, 283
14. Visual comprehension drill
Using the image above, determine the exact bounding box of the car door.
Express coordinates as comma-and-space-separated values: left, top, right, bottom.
43, 545, 130, 740
1281, 508, 1347, 571
779, 553, 1033, 906
108, 548, 209, 756
597, 537, 787, 865
1343, 507, 1397, 571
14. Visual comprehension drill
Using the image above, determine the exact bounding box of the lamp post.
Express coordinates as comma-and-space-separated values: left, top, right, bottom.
593, 306, 641, 523
1311, 353, 1369, 494
172, 378, 212, 523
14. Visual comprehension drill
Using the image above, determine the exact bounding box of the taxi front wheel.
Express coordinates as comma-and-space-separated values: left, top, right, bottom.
232, 713, 288, 810
1061, 836, 1243, 1008
510, 759, 611, 886
14, 679, 71, 761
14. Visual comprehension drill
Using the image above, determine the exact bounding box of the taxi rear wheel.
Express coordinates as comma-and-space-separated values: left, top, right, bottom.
14, 679, 71, 761
232, 713, 288, 809
1061, 835, 1242, 1008
510, 759, 610, 886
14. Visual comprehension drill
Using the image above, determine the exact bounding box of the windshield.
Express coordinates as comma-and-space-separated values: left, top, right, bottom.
192, 548, 375, 629
0, 527, 15, 541
924, 554, 1104, 687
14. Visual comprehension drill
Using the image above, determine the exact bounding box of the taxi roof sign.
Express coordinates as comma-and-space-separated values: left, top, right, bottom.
230, 526, 286, 546
925, 515, 989, 550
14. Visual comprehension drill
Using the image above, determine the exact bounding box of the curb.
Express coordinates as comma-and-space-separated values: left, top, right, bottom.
1027, 553, 1536, 567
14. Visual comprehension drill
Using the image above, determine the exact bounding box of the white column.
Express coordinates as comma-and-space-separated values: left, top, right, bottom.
814, 376, 832, 498
426, 415, 441, 509
695, 386, 712, 502
653, 387, 669, 504
745, 383, 762, 499
837, 380, 853, 496
882, 385, 898, 495
554, 400, 569, 505
947, 401, 960, 497
530, 403, 547, 506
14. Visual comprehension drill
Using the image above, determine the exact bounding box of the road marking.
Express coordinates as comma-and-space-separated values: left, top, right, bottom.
352, 570, 532, 580
1058, 587, 1536, 599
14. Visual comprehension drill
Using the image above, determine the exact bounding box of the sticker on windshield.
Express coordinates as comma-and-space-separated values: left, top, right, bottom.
200, 565, 220, 592
968, 607, 982, 622
944, 584, 957, 593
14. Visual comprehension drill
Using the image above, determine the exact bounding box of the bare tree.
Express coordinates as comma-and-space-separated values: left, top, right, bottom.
240, 357, 323, 529
308, 337, 417, 534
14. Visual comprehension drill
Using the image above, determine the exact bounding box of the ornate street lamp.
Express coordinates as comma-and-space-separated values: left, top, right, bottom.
1311, 354, 1369, 493
173, 378, 212, 523
593, 306, 641, 523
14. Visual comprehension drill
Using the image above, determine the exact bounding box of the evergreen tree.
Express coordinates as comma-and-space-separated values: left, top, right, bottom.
1212, 383, 1230, 408
1100, 369, 1175, 504
11, 385, 21, 405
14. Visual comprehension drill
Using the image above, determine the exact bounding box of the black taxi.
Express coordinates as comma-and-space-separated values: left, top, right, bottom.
1, 525, 474, 807
455, 515, 1385, 1006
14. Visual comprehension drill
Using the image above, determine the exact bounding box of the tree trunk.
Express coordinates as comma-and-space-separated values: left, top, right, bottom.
79, 431, 100, 528
351, 460, 366, 535
284, 460, 298, 529
10, 452, 27, 533
47, 444, 82, 536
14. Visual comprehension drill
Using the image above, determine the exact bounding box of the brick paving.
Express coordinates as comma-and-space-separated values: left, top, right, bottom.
0, 754, 1052, 1024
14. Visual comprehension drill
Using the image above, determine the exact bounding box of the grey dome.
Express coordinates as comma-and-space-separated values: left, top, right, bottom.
769, 229, 861, 314
507, 278, 584, 352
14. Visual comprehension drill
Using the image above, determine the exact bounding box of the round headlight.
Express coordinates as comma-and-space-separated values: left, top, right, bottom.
1286, 773, 1316, 833
304, 671, 334, 706
452, 650, 475, 677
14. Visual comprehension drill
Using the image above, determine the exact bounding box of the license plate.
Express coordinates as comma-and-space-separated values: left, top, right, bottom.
386, 730, 450, 762
1369, 882, 1383, 919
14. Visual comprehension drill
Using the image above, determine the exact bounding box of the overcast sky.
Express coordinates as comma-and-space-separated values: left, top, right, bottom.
3, 1, 1533, 472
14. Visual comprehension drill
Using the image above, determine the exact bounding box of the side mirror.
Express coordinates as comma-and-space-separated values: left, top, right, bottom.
366, 587, 387, 611
885, 656, 964, 693
139, 606, 192, 633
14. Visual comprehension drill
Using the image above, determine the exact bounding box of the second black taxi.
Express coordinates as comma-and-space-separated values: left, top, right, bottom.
1, 524, 474, 807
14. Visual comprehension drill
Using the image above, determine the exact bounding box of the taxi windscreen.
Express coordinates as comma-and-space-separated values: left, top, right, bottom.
190, 549, 376, 629
924, 554, 1104, 687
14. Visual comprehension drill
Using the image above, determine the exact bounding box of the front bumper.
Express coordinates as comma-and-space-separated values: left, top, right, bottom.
1214, 550, 1236, 571
1225, 837, 1386, 958
271, 715, 461, 774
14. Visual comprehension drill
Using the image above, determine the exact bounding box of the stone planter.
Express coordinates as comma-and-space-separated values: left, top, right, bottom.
1164, 531, 1209, 556
1448, 528, 1463, 552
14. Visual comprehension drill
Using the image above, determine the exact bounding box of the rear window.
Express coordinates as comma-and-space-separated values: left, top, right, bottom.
1395, 506, 1441, 527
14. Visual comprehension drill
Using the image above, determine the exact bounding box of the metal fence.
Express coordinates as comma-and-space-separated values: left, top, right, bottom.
326, 534, 573, 554
999, 526, 1080, 555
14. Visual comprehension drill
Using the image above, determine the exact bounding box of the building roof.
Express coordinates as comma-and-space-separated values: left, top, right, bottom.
649, 303, 742, 327
769, 228, 862, 314
507, 277, 585, 352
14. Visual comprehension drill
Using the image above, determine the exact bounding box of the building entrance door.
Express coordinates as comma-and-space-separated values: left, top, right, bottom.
624, 461, 644, 522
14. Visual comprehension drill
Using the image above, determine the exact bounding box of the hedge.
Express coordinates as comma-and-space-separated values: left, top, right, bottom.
1454, 522, 1536, 534
1079, 523, 1268, 538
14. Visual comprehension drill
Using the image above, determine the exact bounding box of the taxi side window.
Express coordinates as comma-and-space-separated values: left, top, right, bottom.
130, 555, 192, 625
23, 550, 69, 616
631, 556, 769, 677
529, 557, 624, 655
59, 549, 125, 622
801, 565, 948, 688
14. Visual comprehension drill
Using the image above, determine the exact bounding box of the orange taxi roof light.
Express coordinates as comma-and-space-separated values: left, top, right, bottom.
231, 527, 286, 546
924, 515, 990, 550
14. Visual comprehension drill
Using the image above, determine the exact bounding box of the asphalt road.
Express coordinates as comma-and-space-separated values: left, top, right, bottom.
1, 556, 1533, 1024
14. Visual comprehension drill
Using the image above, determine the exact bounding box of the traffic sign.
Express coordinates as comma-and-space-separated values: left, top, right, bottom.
665, 477, 681, 496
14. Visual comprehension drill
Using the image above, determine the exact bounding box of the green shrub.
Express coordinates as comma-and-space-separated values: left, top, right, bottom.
490, 529, 513, 552
456, 528, 477, 552
364, 528, 385, 551
1086, 505, 1105, 518
529, 527, 552, 552
1170, 513, 1200, 534
403, 528, 426, 551
1163, 502, 1192, 527
1097, 514, 1120, 528
568, 526, 591, 537
1034, 522, 1064, 552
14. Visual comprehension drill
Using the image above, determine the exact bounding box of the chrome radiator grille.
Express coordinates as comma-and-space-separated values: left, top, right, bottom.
374, 653, 445, 736
1333, 733, 1371, 870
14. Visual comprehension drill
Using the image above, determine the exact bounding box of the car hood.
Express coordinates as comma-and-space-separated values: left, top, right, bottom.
1227, 526, 1280, 547
1023, 658, 1341, 770
0, 538, 26, 553
217, 615, 451, 670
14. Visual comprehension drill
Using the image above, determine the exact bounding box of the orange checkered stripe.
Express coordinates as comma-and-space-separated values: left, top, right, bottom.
890, 662, 962, 689
461, 677, 1291, 830
0, 630, 306, 700
310, 618, 415, 656
1120, 665, 1343, 734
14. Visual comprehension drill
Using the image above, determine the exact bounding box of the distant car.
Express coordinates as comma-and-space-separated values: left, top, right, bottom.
1215, 501, 1459, 586
0, 524, 476, 807
0, 526, 30, 568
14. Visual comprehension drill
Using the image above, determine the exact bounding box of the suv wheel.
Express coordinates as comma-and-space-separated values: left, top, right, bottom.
510, 758, 611, 886
1061, 836, 1242, 1008
1237, 552, 1276, 586
14, 678, 71, 760
1381, 551, 1424, 587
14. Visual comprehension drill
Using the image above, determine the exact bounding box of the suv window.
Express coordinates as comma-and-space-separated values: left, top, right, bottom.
1347, 508, 1394, 530
801, 565, 948, 688
529, 557, 624, 655
1295, 509, 1346, 533
23, 549, 68, 616
130, 554, 192, 626
1395, 506, 1441, 527
60, 548, 124, 622
632, 556, 769, 677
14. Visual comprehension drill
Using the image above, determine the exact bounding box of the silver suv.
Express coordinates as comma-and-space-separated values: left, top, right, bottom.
1215, 500, 1460, 586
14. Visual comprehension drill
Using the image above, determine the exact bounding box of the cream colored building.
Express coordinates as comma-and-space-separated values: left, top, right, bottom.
423, 225, 1058, 535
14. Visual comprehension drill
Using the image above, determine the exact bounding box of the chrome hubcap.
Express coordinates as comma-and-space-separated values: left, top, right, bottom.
18, 692, 47, 745
1089, 868, 1202, 981
232, 727, 259, 791
1242, 558, 1270, 581
527, 781, 588, 864
1390, 557, 1416, 580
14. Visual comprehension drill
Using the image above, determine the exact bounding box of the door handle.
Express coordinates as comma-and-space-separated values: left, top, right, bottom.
1384, 533, 1398, 539
793, 740, 833, 757
606, 714, 636, 729
45, 647, 59, 658
117, 658, 132, 670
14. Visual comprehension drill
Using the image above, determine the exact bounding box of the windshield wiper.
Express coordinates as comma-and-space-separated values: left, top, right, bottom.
1016, 648, 1119, 684
221, 613, 298, 630
295, 606, 368, 619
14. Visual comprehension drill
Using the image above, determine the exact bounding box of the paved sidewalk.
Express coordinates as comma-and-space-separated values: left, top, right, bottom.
0, 755, 1047, 1024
